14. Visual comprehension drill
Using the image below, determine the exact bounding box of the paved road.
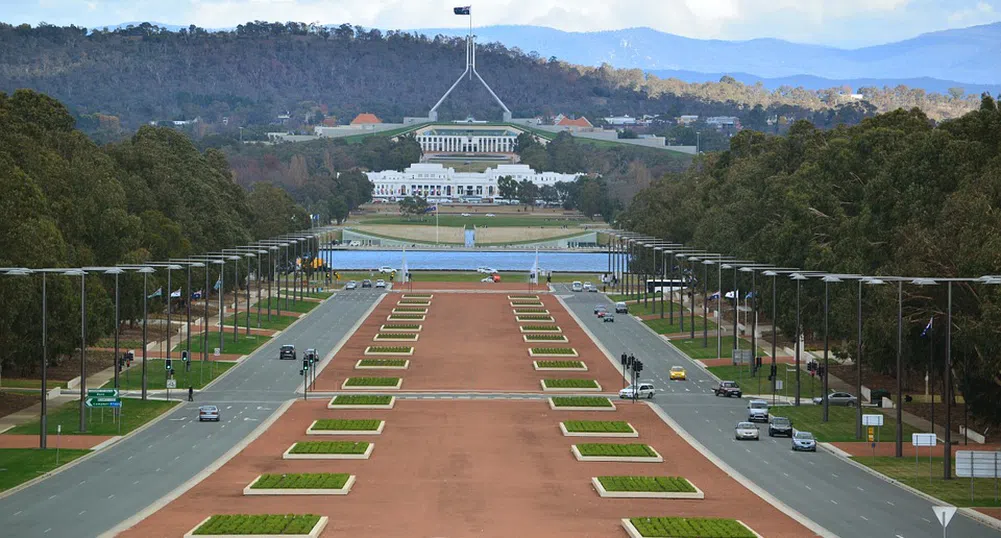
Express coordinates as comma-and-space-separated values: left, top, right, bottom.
0, 290, 381, 537
559, 285, 1000, 538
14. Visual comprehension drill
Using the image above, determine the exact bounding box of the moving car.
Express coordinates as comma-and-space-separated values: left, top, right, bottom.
571, 281, 583, 292
735, 421, 759, 441
477, 266, 498, 274
603, 314, 615, 323
614, 302, 629, 314
378, 266, 395, 274
594, 304, 607, 315
582, 281, 594, 292
792, 431, 817, 451
345, 280, 358, 290
461, 212, 471, 217
768, 416, 793, 437
619, 382, 656, 399
198, 405, 220, 422
747, 399, 770, 422
485, 213, 496, 217
361, 279, 373, 288
669, 366, 687, 380
588, 283, 598, 292
279, 344, 296, 361
812, 392, 858, 407
714, 380, 742, 398
375, 279, 386, 288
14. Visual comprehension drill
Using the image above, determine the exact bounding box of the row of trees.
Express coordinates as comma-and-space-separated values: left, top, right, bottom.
619, 96, 1001, 425
0, 90, 313, 378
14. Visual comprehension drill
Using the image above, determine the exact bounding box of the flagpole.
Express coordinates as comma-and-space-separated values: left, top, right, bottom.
436, 205, 439, 245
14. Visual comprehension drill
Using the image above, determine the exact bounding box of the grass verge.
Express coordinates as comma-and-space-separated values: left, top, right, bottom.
0, 448, 91, 491
289, 441, 369, 455
852, 456, 1001, 507
104, 360, 234, 390
628, 517, 755, 538
176, 331, 270, 355
544, 379, 599, 389
770, 406, 920, 443
343, 377, 400, 387
6, 398, 178, 436
707, 365, 821, 398
312, 419, 382, 431
563, 421, 633, 433
329, 395, 393, 406
252, 473, 350, 489
576, 443, 657, 457
551, 396, 613, 408
223, 314, 299, 331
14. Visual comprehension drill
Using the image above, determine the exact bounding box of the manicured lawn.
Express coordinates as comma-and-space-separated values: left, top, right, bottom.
770, 406, 920, 443
366, 346, 413, 353
576, 443, 658, 457
0, 448, 92, 491
289, 441, 370, 454
177, 331, 271, 355
381, 323, 421, 330
518, 315, 554, 321
104, 360, 235, 390
357, 359, 408, 367
329, 395, 393, 406
514, 307, 548, 313
6, 398, 178, 436
223, 314, 299, 331
387, 314, 424, 320
543, 379, 599, 389
628, 301, 687, 317
252, 473, 350, 489
343, 377, 400, 387
1, 379, 68, 389
300, 291, 334, 299
628, 517, 755, 538
261, 297, 317, 314
312, 419, 382, 431
707, 365, 822, 398
374, 333, 418, 340
551, 396, 613, 408
192, 514, 321, 535
643, 317, 719, 335
530, 347, 577, 355
853, 457, 1001, 507
392, 307, 426, 312
598, 476, 695, 493
536, 360, 585, 369
671, 336, 763, 360
525, 334, 567, 341
563, 421, 634, 433
521, 324, 561, 332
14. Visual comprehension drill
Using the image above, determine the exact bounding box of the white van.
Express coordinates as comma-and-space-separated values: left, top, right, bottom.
571, 281, 583, 292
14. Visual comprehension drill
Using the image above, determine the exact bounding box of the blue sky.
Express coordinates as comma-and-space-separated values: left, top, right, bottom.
1, 0, 998, 47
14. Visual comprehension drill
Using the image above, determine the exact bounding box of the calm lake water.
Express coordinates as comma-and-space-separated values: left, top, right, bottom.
322, 249, 609, 272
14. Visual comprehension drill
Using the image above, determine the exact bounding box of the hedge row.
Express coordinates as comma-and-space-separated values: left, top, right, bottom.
312, 419, 382, 431
544, 378, 598, 388
402, 293, 432, 298
525, 333, 567, 340
289, 441, 370, 454
367, 346, 412, 353
516, 308, 549, 313
531, 347, 576, 355
358, 359, 407, 367
329, 395, 393, 405
551, 396, 612, 407
522, 324, 560, 331
576, 443, 657, 457
562, 420, 633, 433
344, 377, 400, 387
393, 307, 426, 312
374, 332, 418, 340
598, 476, 695, 493
252, 473, 350, 489
192, 514, 320, 535
536, 360, 584, 368
509, 295, 539, 299
382, 323, 420, 330
517, 314, 553, 320
629, 517, 755, 538
388, 314, 424, 320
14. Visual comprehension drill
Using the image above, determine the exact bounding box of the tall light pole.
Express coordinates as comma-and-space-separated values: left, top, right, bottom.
63, 269, 88, 433
137, 266, 155, 400
790, 272, 808, 406
820, 275, 843, 422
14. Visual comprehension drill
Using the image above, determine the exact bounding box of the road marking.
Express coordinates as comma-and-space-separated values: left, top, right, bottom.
133, 480, 140, 485
13, 511, 22, 516
762, 460, 769, 465
108, 494, 115, 499
78, 480, 85, 485
804, 485, 812, 490
856, 486, 864, 491
79, 510, 86, 515
860, 516, 868, 521
782, 472, 790, 478
831, 473, 839, 478
174, 455, 180, 461
147, 444, 153, 449
830, 499, 838, 505
922, 518, 931, 523
48, 495, 56, 500
156, 468, 161, 472
43, 529, 51, 534
127, 455, 133, 460
886, 501, 895, 506
105, 467, 111, 472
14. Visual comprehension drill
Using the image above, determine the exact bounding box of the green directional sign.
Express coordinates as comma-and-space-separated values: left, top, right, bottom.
85, 397, 121, 408
87, 388, 119, 398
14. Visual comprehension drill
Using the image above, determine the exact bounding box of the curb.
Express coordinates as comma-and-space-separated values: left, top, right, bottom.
818, 442, 1001, 533
98, 399, 297, 538
632, 314, 724, 384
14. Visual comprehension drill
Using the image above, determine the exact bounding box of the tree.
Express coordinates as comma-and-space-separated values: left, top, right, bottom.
497, 175, 518, 200
398, 196, 428, 218
516, 179, 539, 206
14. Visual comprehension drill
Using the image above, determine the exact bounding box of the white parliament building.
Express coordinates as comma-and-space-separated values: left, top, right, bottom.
367, 163, 580, 201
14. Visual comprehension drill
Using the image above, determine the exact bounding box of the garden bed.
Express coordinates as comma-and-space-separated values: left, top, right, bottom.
373, 332, 420, 342
508, 295, 539, 300
283, 441, 374, 460
533, 360, 587, 371
523, 334, 569, 343
510, 301, 545, 307
386, 314, 425, 321
355, 359, 409, 370
342, 377, 403, 390
528, 347, 579, 357
397, 300, 431, 306
244, 473, 355, 496
184, 514, 327, 537
516, 315, 555, 323
513, 308, 550, 314
519, 324, 562, 333
364, 346, 414, 356
548, 396, 616, 411
571, 443, 663, 462
327, 395, 395, 409
401, 293, 433, 299
593, 476, 704, 499
392, 307, 428, 314
621, 517, 759, 538
541, 378, 601, 391
560, 420, 637, 437
379, 323, 422, 332
307, 419, 385, 435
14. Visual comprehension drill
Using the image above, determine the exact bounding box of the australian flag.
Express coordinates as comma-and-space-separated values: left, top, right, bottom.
424, 205, 438, 213
921, 316, 933, 337
454, 6, 470, 15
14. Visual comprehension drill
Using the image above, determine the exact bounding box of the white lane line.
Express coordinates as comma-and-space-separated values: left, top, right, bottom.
860, 516, 869, 521
922, 518, 931, 523
13, 511, 22, 516
48, 495, 56, 500
886, 501, 895, 506
44, 528, 51, 534
831, 473, 839, 478
782, 472, 790, 478
127, 455, 133, 461
133, 480, 140, 485
762, 460, 770, 465
78, 480, 85, 485
830, 499, 838, 505
105, 467, 111, 472
856, 486, 864, 491
79, 510, 86, 516
156, 468, 161, 472
107, 494, 115, 499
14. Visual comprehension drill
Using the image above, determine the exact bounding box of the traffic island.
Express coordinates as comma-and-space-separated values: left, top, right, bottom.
523, 333, 569, 343
508, 295, 539, 300
341, 377, 403, 390
307, 419, 385, 435
560, 420, 638, 437
541, 378, 601, 392
571, 443, 663, 462
183, 514, 328, 537
592, 476, 704, 499
282, 441, 374, 460
355, 359, 409, 370
548, 396, 616, 411
326, 395, 395, 409
519, 324, 562, 333
533, 360, 587, 371
363, 346, 414, 356
528, 347, 579, 357
243, 473, 356, 495
621, 517, 760, 538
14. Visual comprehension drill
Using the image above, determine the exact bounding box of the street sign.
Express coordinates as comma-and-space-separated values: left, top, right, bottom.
863, 414, 884, 426
956, 451, 1001, 478
775, 380, 783, 390
87, 388, 119, 398
933, 506, 956, 528
85, 397, 121, 408
732, 349, 753, 365
912, 433, 937, 447
867, 426, 875, 442
214, 348, 221, 357
166, 379, 177, 389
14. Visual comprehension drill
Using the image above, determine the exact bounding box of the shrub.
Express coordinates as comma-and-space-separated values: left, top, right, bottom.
393, 307, 426, 312
388, 314, 424, 320
536, 360, 584, 369
374, 332, 418, 340
531, 347, 576, 355
628, 517, 755, 538
508, 295, 539, 299
403, 294, 432, 298
562, 420, 633, 433
358, 359, 407, 367
576, 443, 657, 457
344, 377, 400, 386
289, 441, 370, 454
382, 323, 420, 330
398, 300, 430, 305
517, 314, 553, 320
192, 514, 321, 535
521, 324, 560, 331
551, 396, 612, 407
514, 307, 548, 313
512, 300, 544, 305
525, 334, 567, 341
367, 346, 413, 353
329, 395, 393, 405
253, 473, 350, 489
312, 419, 382, 431
598, 476, 695, 493
543, 379, 599, 388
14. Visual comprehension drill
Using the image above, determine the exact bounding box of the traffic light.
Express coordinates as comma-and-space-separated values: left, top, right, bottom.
634, 360, 644, 373
768, 364, 777, 381
181, 350, 189, 362
165, 358, 173, 371
620, 353, 627, 366
302, 358, 309, 372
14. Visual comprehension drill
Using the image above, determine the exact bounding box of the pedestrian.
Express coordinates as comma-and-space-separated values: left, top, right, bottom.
188, 386, 194, 402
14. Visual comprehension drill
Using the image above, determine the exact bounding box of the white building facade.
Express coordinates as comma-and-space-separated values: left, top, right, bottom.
367, 163, 579, 201
412, 125, 527, 154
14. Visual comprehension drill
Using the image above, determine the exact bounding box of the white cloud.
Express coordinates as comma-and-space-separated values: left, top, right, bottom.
948, 0, 997, 25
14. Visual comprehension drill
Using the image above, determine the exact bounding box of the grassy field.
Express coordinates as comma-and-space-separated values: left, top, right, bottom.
854, 456, 1001, 507
260, 297, 317, 313
770, 406, 920, 443
175, 331, 270, 355
223, 313, 299, 331
360, 214, 588, 227
625, 301, 687, 317
6, 398, 178, 436
0, 448, 91, 491
644, 316, 719, 336
707, 365, 821, 398
102, 360, 235, 390
1, 379, 69, 390
671, 336, 764, 360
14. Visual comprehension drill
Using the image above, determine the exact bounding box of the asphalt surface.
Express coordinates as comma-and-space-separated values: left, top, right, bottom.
559, 285, 1000, 538
0, 290, 381, 538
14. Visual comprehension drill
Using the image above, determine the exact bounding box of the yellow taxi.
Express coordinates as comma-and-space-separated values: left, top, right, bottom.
669, 366, 687, 380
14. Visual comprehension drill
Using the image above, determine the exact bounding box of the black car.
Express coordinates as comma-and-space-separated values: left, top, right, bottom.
279, 344, 296, 361
361, 279, 373, 288
714, 380, 742, 398
768, 416, 793, 437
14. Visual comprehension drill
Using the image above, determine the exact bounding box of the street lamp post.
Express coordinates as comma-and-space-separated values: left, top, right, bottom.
791, 272, 808, 406
821, 275, 842, 422
137, 266, 155, 400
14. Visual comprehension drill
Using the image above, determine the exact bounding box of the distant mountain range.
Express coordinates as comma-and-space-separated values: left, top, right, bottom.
103, 21, 1001, 94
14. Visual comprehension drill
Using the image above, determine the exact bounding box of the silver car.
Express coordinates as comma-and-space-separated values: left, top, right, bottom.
198, 405, 220, 422
792, 431, 817, 451
345, 280, 358, 290
375, 279, 386, 288
735, 421, 759, 441
812, 391, 858, 406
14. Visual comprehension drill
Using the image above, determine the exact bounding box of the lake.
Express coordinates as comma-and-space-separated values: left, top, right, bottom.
322, 249, 610, 272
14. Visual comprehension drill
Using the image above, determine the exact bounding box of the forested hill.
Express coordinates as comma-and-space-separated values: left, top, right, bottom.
0, 22, 979, 131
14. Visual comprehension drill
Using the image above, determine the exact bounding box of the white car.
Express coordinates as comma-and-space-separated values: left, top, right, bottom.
583, 281, 596, 292
619, 382, 656, 399
747, 399, 770, 422
476, 266, 498, 274
378, 266, 395, 274
571, 281, 583, 292
461, 213, 471, 217
485, 213, 496, 217
345, 280, 358, 290
480, 276, 495, 283
375, 279, 386, 288
735, 421, 760, 441
348, 240, 361, 247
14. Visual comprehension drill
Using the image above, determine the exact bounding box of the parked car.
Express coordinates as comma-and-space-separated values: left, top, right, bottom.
792, 431, 817, 451
345, 280, 358, 290
198, 405, 220, 422
375, 279, 386, 288
619, 382, 656, 399
571, 281, 583, 292
476, 266, 498, 274
614, 301, 629, 314
768, 416, 793, 437
485, 213, 496, 217
461, 212, 471, 217
714, 380, 742, 398
361, 279, 373, 288
279, 344, 296, 361
348, 240, 361, 247
735, 421, 759, 441
669, 366, 687, 380
588, 283, 598, 292
602, 314, 615, 323
378, 266, 395, 274
747, 399, 770, 422
812, 392, 858, 407
582, 281, 594, 292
